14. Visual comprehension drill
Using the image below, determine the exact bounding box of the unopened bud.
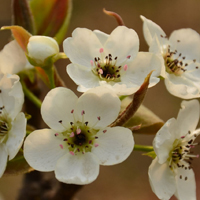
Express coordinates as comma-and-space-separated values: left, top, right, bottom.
27, 36, 59, 67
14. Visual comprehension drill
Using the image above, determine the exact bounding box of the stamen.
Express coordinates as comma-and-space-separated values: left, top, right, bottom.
76, 128, 81, 135
123, 64, 128, 71
70, 132, 75, 137
99, 48, 104, 53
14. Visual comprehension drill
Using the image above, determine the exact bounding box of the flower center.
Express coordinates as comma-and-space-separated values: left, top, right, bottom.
0, 106, 10, 142
168, 131, 199, 174
55, 110, 106, 155
164, 46, 187, 76
90, 48, 130, 82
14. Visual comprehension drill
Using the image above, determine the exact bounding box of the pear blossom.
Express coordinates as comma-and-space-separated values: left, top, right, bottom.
24, 87, 134, 184
141, 16, 200, 99
63, 26, 162, 96
0, 40, 33, 74
149, 100, 200, 200
0, 72, 26, 177
27, 36, 59, 67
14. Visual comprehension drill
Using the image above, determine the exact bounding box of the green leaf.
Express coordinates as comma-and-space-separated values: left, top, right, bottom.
12, 0, 35, 34
30, 0, 72, 44
121, 97, 164, 135
143, 151, 157, 159
3, 152, 33, 176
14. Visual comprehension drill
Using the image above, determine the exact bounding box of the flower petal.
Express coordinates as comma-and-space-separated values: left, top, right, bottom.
67, 63, 100, 92
140, 15, 168, 47
0, 144, 8, 178
41, 87, 78, 132
176, 100, 199, 137
169, 29, 200, 62
164, 73, 200, 99
104, 26, 139, 65
92, 127, 134, 165
24, 129, 66, 172
63, 28, 102, 67
0, 74, 24, 119
55, 152, 99, 184
0, 40, 28, 74
6, 112, 26, 160
175, 165, 196, 200
74, 88, 121, 128
148, 158, 176, 200
93, 30, 109, 45
121, 52, 162, 88
153, 118, 177, 164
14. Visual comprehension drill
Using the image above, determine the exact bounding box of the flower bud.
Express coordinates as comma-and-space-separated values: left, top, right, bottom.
27, 36, 59, 67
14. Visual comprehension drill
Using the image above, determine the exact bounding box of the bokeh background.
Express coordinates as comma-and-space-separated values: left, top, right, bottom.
0, 0, 200, 199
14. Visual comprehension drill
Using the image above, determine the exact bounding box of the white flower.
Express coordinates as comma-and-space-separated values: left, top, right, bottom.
63, 26, 162, 96
27, 36, 59, 67
149, 100, 200, 200
0, 72, 26, 177
141, 16, 200, 99
24, 87, 134, 184
0, 40, 33, 74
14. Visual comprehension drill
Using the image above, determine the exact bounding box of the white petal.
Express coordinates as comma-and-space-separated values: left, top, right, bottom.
0, 40, 27, 74
153, 118, 177, 164
67, 63, 100, 92
92, 127, 134, 165
165, 73, 200, 99
55, 152, 99, 184
41, 87, 78, 132
24, 129, 66, 172
140, 15, 168, 47
104, 26, 139, 64
175, 165, 196, 200
169, 29, 200, 62
63, 28, 102, 67
0, 144, 8, 178
74, 88, 121, 128
176, 100, 199, 137
6, 112, 26, 160
148, 158, 176, 200
0, 74, 24, 119
93, 30, 109, 45
99, 81, 139, 96
121, 52, 162, 88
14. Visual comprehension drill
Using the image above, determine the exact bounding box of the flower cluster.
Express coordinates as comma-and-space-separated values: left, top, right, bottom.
0, 7, 200, 200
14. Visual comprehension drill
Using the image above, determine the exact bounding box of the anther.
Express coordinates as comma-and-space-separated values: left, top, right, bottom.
103, 130, 107, 133
59, 144, 63, 149
58, 120, 62, 123
71, 109, 74, 114
99, 48, 104, 53
81, 110, 85, 115
85, 121, 88, 126
97, 116, 101, 120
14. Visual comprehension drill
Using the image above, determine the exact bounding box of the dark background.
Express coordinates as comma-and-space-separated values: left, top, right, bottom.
0, 0, 200, 199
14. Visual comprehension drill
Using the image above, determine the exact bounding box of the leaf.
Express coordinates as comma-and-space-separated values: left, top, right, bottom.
121, 97, 164, 135
3, 152, 33, 176
110, 71, 153, 127
12, 0, 35, 34
30, 0, 72, 44
143, 151, 157, 159
1, 26, 31, 52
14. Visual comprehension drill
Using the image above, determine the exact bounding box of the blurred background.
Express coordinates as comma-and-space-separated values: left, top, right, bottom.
0, 0, 200, 199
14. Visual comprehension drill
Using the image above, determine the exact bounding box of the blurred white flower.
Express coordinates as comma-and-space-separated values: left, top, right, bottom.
27, 36, 59, 67
0, 40, 33, 74
149, 100, 200, 200
0, 73, 26, 178
63, 26, 162, 96
141, 15, 200, 99
24, 87, 134, 184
